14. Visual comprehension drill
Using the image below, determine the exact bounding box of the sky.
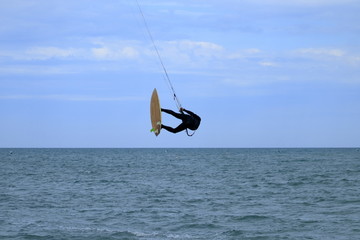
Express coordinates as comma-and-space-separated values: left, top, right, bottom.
0, 0, 359, 148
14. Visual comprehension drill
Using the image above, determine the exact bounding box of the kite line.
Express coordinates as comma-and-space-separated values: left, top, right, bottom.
135, 0, 182, 111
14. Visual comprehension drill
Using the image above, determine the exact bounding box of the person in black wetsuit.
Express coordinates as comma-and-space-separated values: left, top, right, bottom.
161, 107, 201, 134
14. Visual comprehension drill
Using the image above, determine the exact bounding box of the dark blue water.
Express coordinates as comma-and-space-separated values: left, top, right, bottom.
1, 148, 359, 239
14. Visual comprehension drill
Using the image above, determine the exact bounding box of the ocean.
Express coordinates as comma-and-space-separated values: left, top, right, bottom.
1, 148, 359, 240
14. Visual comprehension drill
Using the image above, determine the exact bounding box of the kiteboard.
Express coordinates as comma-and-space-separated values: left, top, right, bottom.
150, 88, 161, 136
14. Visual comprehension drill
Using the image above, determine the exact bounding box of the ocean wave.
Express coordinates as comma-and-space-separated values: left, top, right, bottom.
2, 148, 359, 240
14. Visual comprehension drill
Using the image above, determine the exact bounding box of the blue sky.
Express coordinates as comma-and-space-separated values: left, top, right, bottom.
1, 0, 359, 148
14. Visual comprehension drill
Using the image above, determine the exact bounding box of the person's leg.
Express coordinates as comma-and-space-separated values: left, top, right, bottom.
161, 123, 187, 134
161, 108, 186, 121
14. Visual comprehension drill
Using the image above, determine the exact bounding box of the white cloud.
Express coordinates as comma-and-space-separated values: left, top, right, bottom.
91, 47, 111, 59
349, 56, 360, 65
136, 40, 227, 68
227, 48, 262, 60
122, 47, 139, 58
245, 0, 357, 7
163, 40, 224, 57
293, 47, 360, 67
296, 48, 346, 57
1, 41, 141, 62
25, 47, 78, 60
89, 39, 141, 60
0, 94, 145, 102
157, 41, 265, 69
0, 65, 80, 75
259, 61, 278, 67
0, 39, 258, 73
245, 48, 262, 54
0, 47, 81, 61
91, 45, 139, 60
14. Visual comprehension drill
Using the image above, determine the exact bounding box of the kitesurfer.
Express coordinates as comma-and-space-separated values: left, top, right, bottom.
161, 108, 201, 134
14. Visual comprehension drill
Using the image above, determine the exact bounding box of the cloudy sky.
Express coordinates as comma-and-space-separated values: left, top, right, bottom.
1, 0, 359, 147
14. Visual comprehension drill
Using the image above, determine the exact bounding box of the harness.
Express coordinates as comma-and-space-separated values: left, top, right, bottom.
180, 109, 197, 137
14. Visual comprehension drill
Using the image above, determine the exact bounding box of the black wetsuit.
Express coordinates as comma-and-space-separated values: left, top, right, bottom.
161, 108, 201, 134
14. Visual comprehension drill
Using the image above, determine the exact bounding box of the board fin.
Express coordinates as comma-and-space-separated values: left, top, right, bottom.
150, 128, 159, 134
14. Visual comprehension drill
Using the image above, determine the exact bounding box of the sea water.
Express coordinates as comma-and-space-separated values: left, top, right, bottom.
1, 148, 359, 240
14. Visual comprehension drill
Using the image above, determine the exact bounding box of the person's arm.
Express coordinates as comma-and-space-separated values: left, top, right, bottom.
181, 108, 199, 118
182, 108, 194, 115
